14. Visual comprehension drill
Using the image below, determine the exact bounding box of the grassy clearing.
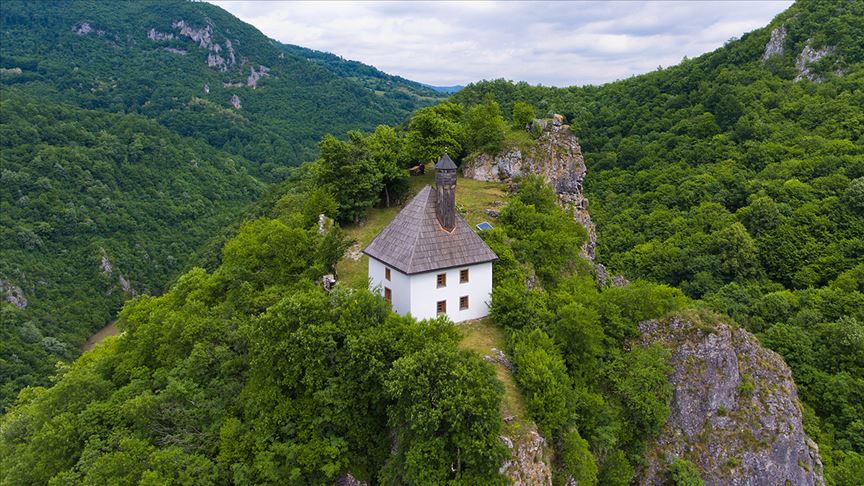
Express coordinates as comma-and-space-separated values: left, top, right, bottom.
335, 164, 507, 289
458, 318, 533, 442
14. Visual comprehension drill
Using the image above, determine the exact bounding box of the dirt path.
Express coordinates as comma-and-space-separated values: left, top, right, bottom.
82, 322, 119, 352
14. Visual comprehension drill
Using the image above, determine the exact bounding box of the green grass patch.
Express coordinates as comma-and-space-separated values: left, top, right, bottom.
458, 318, 532, 442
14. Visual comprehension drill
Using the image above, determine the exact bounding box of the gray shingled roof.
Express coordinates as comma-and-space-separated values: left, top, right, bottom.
363, 186, 498, 274
436, 153, 457, 170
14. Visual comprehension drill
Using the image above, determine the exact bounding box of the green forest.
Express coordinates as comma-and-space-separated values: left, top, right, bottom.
450, 0, 864, 480
0, 0, 445, 411
2, 0, 864, 484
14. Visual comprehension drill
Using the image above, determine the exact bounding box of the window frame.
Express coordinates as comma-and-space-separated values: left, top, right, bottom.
385, 267, 391, 281
460, 268, 469, 284
436, 300, 447, 314
436, 273, 447, 288
384, 287, 392, 304
459, 295, 469, 310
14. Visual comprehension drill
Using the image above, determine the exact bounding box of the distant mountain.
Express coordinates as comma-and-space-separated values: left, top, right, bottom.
0, 0, 448, 178
277, 43, 448, 100
420, 83, 465, 94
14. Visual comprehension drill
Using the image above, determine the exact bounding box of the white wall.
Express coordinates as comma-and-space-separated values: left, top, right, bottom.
369, 258, 493, 323
367, 257, 411, 316
408, 262, 493, 323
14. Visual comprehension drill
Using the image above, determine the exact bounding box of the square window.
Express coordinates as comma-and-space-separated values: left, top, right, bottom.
460, 296, 469, 310
384, 287, 392, 304
460, 269, 469, 283
385, 268, 391, 281
437, 273, 447, 288
437, 300, 447, 314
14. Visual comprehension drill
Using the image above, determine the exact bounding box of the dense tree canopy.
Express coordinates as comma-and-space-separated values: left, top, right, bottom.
455, 0, 864, 480
0, 214, 507, 484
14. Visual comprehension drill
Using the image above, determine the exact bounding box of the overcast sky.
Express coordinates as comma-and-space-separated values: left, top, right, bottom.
210, 1, 793, 87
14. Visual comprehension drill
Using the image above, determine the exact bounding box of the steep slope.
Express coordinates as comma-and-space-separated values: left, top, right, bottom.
0, 0, 446, 177
0, 213, 509, 485
0, 90, 263, 409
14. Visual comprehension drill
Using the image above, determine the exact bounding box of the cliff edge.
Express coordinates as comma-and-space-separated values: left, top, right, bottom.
636, 313, 824, 486
462, 115, 597, 261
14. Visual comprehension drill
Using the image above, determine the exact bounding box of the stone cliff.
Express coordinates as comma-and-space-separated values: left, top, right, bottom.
462, 115, 597, 261
636, 313, 824, 486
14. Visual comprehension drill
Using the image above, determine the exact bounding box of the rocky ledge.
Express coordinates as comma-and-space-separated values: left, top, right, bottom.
462, 115, 597, 260
636, 314, 824, 486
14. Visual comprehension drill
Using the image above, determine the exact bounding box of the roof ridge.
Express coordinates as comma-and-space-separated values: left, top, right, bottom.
403, 185, 430, 271
362, 184, 497, 274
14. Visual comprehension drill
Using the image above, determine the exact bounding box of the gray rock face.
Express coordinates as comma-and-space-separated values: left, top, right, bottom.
247, 65, 268, 88
762, 25, 787, 60
795, 40, 836, 82
499, 429, 553, 486
0, 280, 28, 309
171, 20, 236, 72
462, 116, 597, 260
230, 94, 241, 109
73, 22, 105, 36
147, 28, 174, 41
637, 315, 824, 486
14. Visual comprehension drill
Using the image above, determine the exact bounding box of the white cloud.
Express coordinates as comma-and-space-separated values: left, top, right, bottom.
209, 0, 793, 87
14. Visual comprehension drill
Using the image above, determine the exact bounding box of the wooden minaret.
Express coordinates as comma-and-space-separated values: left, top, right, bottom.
435, 153, 457, 231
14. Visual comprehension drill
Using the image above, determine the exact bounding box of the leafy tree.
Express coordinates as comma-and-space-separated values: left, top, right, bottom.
512, 101, 536, 130
510, 328, 574, 437
404, 103, 466, 164
312, 134, 383, 223
383, 344, 508, 485
464, 95, 507, 154
557, 427, 598, 486
668, 457, 704, 486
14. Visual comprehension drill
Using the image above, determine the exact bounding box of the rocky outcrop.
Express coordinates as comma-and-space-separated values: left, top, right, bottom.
637, 315, 824, 486
169, 20, 236, 72
795, 40, 836, 82
99, 251, 136, 296
73, 22, 105, 36
246, 65, 269, 88
462, 114, 597, 260
147, 28, 174, 41
0, 280, 27, 309
230, 94, 241, 109
500, 429, 554, 485
762, 25, 786, 60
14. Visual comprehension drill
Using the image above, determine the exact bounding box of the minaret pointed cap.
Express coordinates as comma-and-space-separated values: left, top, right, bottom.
435, 153, 457, 170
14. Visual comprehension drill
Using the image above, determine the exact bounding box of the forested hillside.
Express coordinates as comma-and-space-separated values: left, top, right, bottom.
0, 90, 263, 409
0, 0, 446, 410
0, 0, 445, 178
2, 0, 863, 483
453, 0, 864, 478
